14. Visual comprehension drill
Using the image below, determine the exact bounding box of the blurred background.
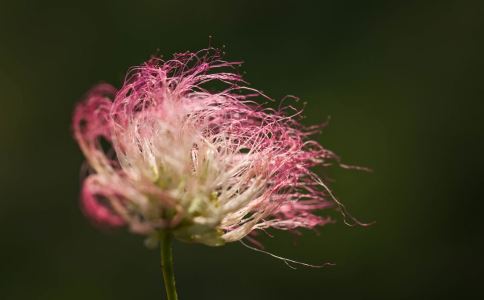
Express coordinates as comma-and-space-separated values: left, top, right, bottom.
0, 1, 482, 299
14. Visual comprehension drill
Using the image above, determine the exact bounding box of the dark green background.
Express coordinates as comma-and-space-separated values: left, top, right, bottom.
1, 1, 482, 299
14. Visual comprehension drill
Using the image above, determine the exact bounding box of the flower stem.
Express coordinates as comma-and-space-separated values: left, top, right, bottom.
160, 231, 178, 300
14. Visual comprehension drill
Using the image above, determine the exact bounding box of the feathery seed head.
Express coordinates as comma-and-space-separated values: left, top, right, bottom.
73, 49, 341, 246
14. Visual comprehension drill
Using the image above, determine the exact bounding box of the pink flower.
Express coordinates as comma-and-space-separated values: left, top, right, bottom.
73, 49, 347, 246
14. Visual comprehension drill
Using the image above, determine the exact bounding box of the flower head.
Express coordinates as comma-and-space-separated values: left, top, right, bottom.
73, 49, 346, 246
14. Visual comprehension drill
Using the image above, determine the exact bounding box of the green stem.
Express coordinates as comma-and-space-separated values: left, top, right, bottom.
160, 231, 178, 300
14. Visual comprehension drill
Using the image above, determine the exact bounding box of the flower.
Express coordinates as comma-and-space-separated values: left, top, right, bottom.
73, 49, 346, 247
